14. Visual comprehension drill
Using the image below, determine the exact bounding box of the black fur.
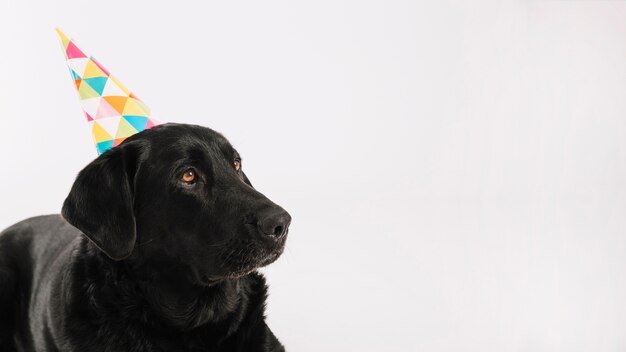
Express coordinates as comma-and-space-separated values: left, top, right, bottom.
0, 123, 291, 351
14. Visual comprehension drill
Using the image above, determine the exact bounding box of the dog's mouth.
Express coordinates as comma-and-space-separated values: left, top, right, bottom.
200, 237, 286, 283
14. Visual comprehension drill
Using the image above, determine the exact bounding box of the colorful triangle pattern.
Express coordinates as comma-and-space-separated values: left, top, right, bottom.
56, 28, 160, 155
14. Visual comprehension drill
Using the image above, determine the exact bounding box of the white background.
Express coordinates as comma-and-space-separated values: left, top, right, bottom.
1, 0, 626, 351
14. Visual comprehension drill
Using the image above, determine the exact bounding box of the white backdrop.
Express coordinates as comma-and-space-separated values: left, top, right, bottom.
1, 0, 626, 351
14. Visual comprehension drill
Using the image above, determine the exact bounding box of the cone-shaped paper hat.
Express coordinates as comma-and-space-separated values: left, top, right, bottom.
56, 28, 159, 154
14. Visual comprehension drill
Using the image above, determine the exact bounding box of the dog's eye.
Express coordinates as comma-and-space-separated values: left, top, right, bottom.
234, 159, 241, 172
181, 169, 197, 184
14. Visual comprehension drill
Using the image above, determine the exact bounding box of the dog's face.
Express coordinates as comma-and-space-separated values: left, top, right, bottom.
62, 123, 290, 284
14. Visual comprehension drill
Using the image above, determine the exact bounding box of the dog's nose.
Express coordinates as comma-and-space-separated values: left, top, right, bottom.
258, 209, 291, 239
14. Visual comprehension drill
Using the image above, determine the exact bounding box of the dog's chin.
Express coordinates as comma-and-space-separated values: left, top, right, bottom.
200, 242, 286, 284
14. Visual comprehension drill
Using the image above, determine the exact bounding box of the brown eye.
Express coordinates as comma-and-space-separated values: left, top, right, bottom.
234, 159, 241, 172
181, 168, 196, 183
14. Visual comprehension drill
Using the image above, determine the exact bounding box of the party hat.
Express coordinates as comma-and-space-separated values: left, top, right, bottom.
56, 28, 159, 154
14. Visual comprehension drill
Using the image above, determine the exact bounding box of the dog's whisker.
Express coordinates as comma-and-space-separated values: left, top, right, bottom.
136, 239, 155, 247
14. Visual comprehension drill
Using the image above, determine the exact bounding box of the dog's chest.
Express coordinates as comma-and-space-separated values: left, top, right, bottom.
64, 322, 230, 352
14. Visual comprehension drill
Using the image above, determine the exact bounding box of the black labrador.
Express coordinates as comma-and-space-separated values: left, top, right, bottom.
0, 123, 291, 351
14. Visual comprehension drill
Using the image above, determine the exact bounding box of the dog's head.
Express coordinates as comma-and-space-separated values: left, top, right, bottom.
61, 123, 290, 284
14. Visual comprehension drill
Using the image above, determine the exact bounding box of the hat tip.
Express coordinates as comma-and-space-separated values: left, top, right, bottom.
55, 27, 68, 40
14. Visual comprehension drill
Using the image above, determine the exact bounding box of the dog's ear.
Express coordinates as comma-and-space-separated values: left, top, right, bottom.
62, 142, 142, 261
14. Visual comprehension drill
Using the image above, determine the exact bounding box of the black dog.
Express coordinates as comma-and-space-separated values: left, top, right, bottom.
0, 123, 291, 351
